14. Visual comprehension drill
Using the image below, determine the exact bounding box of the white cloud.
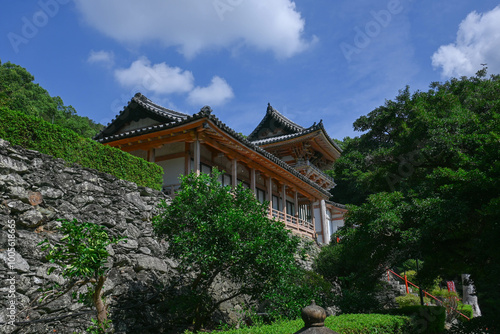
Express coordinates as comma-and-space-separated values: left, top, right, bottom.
188, 76, 234, 106
74, 0, 312, 58
114, 57, 194, 94
87, 50, 114, 67
432, 6, 500, 77
114, 58, 234, 106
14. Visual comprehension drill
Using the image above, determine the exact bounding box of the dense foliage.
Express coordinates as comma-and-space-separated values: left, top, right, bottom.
0, 107, 163, 190
325, 70, 500, 326
0, 61, 103, 138
383, 306, 446, 333
39, 219, 123, 332
257, 269, 335, 321
153, 170, 305, 331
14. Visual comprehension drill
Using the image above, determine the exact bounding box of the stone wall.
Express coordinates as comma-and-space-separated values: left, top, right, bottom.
0, 139, 183, 333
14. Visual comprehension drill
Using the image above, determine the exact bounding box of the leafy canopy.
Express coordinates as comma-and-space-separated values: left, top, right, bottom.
324, 70, 500, 323
0, 60, 103, 137
40, 219, 122, 279
153, 170, 302, 330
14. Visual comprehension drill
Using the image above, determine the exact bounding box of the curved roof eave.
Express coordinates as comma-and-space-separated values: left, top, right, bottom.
250, 120, 343, 154
247, 103, 305, 141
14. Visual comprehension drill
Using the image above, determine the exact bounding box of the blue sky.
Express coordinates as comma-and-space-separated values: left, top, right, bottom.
2, 0, 499, 140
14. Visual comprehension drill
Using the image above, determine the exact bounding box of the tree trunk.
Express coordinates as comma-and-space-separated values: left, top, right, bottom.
462, 274, 481, 317
93, 275, 108, 330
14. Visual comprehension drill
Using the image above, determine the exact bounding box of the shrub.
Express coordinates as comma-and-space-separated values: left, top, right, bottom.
326, 314, 413, 334
457, 304, 473, 322
446, 316, 496, 334
396, 294, 431, 308
258, 270, 335, 321
38, 219, 124, 332
0, 107, 163, 190
401, 270, 418, 283
430, 287, 458, 300
384, 306, 446, 333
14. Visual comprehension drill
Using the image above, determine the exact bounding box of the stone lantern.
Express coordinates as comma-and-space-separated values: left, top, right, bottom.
293, 300, 339, 334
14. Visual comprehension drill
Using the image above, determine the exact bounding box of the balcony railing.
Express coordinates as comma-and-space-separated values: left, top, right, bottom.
269, 208, 315, 239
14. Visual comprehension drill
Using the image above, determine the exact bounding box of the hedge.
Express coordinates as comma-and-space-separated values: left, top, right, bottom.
325, 313, 414, 334
184, 313, 414, 334
383, 306, 446, 333
0, 107, 163, 190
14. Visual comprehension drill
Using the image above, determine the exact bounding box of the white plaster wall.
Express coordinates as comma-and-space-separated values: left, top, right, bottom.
330, 214, 345, 233
157, 157, 184, 186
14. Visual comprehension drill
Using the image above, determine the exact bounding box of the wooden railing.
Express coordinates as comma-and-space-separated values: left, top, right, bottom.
269, 208, 315, 239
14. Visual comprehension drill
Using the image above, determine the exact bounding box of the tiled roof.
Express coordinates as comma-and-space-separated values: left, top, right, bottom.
95, 100, 333, 197
93, 93, 188, 141
132, 93, 188, 122
250, 120, 343, 153
326, 200, 347, 210
247, 104, 305, 141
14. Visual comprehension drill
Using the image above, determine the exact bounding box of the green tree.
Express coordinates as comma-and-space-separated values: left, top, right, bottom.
0, 61, 103, 137
324, 70, 499, 325
39, 219, 123, 332
153, 170, 302, 331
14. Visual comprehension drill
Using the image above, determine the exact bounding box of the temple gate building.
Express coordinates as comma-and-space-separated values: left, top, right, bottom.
94, 93, 346, 244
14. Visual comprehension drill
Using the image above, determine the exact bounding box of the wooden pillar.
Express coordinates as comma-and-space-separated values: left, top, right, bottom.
294, 190, 299, 217
250, 168, 256, 196
193, 139, 200, 175
281, 184, 286, 215
267, 176, 273, 212
231, 159, 237, 188
147, 148, 155, 163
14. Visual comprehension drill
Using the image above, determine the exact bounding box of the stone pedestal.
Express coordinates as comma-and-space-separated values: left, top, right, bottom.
293, 301, 339, 334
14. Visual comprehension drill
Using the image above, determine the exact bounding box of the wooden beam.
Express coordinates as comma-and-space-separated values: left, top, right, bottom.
113, 132, 196, 152
104, 119, 205, 146
155, 151, 185, 162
